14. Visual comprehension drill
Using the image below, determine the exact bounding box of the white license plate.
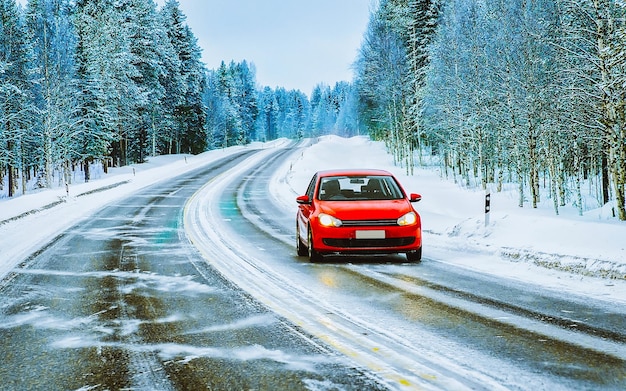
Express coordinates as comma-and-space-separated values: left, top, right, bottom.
356, 230, 386, 239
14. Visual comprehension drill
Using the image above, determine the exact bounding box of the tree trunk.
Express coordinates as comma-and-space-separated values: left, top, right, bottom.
8, 164, 15, 198
549, 156, 559, 215
120, 138, 127, 167
63, 161, 71, 188
84, 160, 90, 183
7, 139, 15, 197
21, 166, 26, 196
518, 169, 524, 208
612, 130, 626, 220
576, 166, 584, 217
528, 129, 540, 208
602, 153, 610, 205
44, 133, 52, 189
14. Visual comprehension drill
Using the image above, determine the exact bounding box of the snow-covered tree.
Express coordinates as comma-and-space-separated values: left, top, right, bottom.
119, 0, 167, 163
253, 86, 311, 142
74, 0, 138, 168
255, 85, 279, 142
310, 83, 338, 136
25, 0, 82, 186
1, 0, 32, 197
160, 0, 206, 154
416, 0, 625, 218
555, 0, 626, 220
204, 60, 258, 147
354, 0, 440, 174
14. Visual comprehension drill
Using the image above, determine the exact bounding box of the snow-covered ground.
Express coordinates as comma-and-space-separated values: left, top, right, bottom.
269, 136, 626, 304
1, 136, 625, 303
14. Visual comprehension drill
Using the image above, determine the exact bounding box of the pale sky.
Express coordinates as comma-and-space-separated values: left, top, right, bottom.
15, 0, 372, 95
168, 0, 372, 94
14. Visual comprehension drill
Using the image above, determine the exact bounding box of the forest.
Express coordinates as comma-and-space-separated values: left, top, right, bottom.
1, 0, 626, 221
356, 0, 626, 220
0, 0, 357, 199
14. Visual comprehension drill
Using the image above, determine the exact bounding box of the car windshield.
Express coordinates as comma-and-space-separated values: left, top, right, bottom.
318, 175, 404, 201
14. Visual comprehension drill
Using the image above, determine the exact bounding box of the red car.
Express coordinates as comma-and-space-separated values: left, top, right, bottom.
296, 169, 422, 262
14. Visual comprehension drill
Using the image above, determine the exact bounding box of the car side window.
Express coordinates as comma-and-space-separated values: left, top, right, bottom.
305, 174, 317, 200
381, 177, 404, 199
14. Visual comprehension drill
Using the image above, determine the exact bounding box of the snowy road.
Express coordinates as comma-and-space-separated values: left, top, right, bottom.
0, 147, 385, 391
186, 144, 626, 390
1, 142, 625, 390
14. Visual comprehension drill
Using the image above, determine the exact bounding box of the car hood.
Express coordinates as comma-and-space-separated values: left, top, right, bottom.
318, 200, 413, 220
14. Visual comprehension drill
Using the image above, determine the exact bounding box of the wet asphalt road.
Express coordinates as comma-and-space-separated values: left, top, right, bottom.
204, 146, 626, 390
0, 149, 387, 391
2, 143, 626, 390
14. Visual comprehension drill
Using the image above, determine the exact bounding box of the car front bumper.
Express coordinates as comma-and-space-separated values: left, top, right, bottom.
312, 225, 421, 254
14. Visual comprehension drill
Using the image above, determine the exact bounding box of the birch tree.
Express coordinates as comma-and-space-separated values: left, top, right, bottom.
425, 0, 569, 210
556, 0, 626, 220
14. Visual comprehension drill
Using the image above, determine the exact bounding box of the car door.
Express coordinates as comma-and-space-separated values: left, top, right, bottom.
297, 174, 318, 242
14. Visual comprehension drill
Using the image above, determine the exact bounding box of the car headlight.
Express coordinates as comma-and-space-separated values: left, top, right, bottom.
397, 211, 417, 226
319, 213, 343, 227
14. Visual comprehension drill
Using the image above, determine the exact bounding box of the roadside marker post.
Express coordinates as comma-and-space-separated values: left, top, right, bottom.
485, 191, 491, 227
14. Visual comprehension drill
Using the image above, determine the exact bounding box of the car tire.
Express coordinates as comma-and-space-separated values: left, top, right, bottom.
406, 247, 422, 263
296, 224, 308, 256
307, 227, 322, 262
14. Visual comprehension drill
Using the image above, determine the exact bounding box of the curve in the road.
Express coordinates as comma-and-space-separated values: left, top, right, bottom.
185, 143, 626, 391
0, 147, 388, 391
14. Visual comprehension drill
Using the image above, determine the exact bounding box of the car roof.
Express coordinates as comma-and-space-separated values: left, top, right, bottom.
316, 169, 394, 177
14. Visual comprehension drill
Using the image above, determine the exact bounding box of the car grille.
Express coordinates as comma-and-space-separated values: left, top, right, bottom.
341, 219, 398, 227
323, 237, 415, 248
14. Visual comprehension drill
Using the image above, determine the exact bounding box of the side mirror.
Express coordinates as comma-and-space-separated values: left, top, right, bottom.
409, 193, 422, 203
296, 195, 311, 204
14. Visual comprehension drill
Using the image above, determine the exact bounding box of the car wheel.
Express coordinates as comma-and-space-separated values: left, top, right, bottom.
296, 223, 308, 256
307, 227, 322, 262
406, 247, 422, 263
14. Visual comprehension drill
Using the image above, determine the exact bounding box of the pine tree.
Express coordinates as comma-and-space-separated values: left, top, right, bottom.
1, 0, 32, 197
256, 86, 279, 141
233, 60, 258, 144
155, 2, 183, 155
74, 0, 136, 168
354, 0, 408, 165
121, 0, 167, 163
161, 0, 206, 154
335, 82, 360, 137
25, 0, 82, 186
